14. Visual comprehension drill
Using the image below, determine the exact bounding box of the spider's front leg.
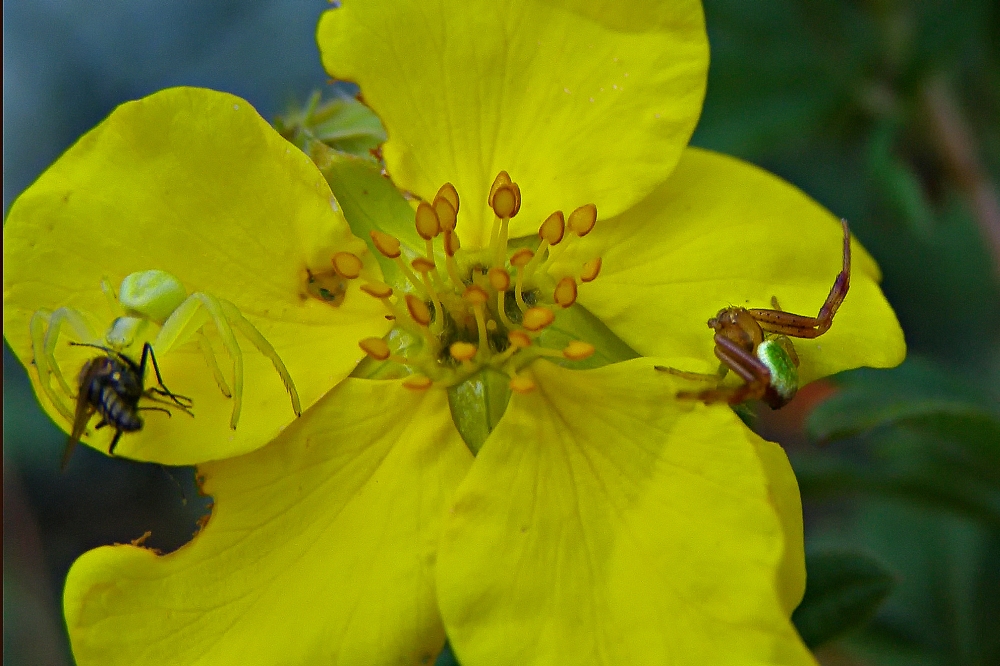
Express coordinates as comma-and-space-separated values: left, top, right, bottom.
30, 307, 102, 421
675, 334, 773, 405
748, 219, 852, 339
154, 293, 245, 428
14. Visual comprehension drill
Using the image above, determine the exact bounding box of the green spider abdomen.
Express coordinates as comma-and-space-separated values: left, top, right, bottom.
757, 337, 799, 408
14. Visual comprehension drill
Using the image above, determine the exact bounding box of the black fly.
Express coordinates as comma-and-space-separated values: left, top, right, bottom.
64, 342, 193, 469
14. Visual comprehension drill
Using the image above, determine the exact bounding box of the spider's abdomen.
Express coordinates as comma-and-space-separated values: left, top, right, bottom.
757, 338, 798, 409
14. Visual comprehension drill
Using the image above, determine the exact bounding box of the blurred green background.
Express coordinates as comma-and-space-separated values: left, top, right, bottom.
3, 1, 998, 664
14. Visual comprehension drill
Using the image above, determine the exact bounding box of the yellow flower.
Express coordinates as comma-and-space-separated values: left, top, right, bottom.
3, 1, 906, 665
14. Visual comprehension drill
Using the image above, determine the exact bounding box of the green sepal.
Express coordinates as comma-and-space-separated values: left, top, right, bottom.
447, 368, 511, 455
275, 90, 386, 158
316, 149, 424, 291
791, 550, 896, 649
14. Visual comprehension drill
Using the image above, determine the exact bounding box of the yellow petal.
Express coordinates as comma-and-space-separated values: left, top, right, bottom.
63, 379, 472, 665
318, 0, 708, 246
3, 87, 390, 464
558, 147, 906, 385
437, 358, 814, 665
752, 438, 806, 615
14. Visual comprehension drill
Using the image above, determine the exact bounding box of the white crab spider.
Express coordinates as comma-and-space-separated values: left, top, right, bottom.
30, 269, 301, 430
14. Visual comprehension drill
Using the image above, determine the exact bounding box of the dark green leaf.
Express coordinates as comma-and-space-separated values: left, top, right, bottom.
792, 550, 896, 649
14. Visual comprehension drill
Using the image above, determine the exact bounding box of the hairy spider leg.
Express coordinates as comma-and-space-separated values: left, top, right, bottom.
747, 219, 852, 339
30, 308, 102, 421
152, 293, 246, 429
676, 334, 773, 405
196, 331, 232, 398
218, 299, 301, 417
654, 364, 729, 382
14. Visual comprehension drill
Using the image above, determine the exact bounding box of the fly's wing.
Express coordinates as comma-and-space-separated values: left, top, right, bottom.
62, 360, 101, 471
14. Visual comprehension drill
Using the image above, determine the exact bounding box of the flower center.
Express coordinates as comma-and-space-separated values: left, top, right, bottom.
342, 172, 603, 393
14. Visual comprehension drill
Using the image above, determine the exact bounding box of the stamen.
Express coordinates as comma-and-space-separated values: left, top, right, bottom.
403, 375, 433, 391
567, 204, 597, 237
443, 230, 465, 287
436, 182, 460, 216
331, 252, 363, 279
361, 281, 393, 299
415, 202, 441, 240
509, 375, 536, 394
580, 257, 602, 283
510, 249, 534, 311
412, 258, 443, 332
370, 230, 402, 259
508, 330, 532, 348
434, 198, 457, 232
359, 337, 391, 361
450, 341, 478, 366
539, 210, 565, 245
562, 340, 595, 361
521, 307, 555, 332
523, 211, 565, 279
488, 267, 511, 292
553, 277, 578, 308
489, 171, 512, 206
463, 286, 490, 360
405, 294, 432, 327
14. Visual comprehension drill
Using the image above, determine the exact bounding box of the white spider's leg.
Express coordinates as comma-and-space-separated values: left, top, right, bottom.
100, 277, 120, 314
219, 299, 302, 416
196, 330, 232, 398
154, 293, 244, 429
32, 308, 100, 422
43, 307, 102, 396
30, 310, 74, 422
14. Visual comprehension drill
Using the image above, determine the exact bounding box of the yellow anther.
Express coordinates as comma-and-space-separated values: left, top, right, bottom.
539, 211, 566, 245
489, 171, 512, 205
331, 252, 363, 279
562, 340, 595, 361
411, 257, 436, 274
359, 337, 391, 361
405, 294, 432, 326
361, 281, 394, 299
508, 330, 532, 348
450, 341, 478, 362
370, 230, 402, 258
554, 276, 578, 308
510, 248, 534, 267
580, 257, 602, 283
443, 229, 461, 257
510, 182, 522, 217
521, 307, 555, 332
434, 198, 457, 232
568, 203, 598, 237
488, 267, 511, 292
492, 184, 518, 219
436, 182, 460, 215
403, 375, 433, 391
463, 285, 489, 305
509, 375, 536, 394
415, 202, 441, 240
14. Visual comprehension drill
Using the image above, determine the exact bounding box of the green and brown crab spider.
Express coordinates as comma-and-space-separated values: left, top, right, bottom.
30, 269, 301, 430
656, 219, 851, 409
